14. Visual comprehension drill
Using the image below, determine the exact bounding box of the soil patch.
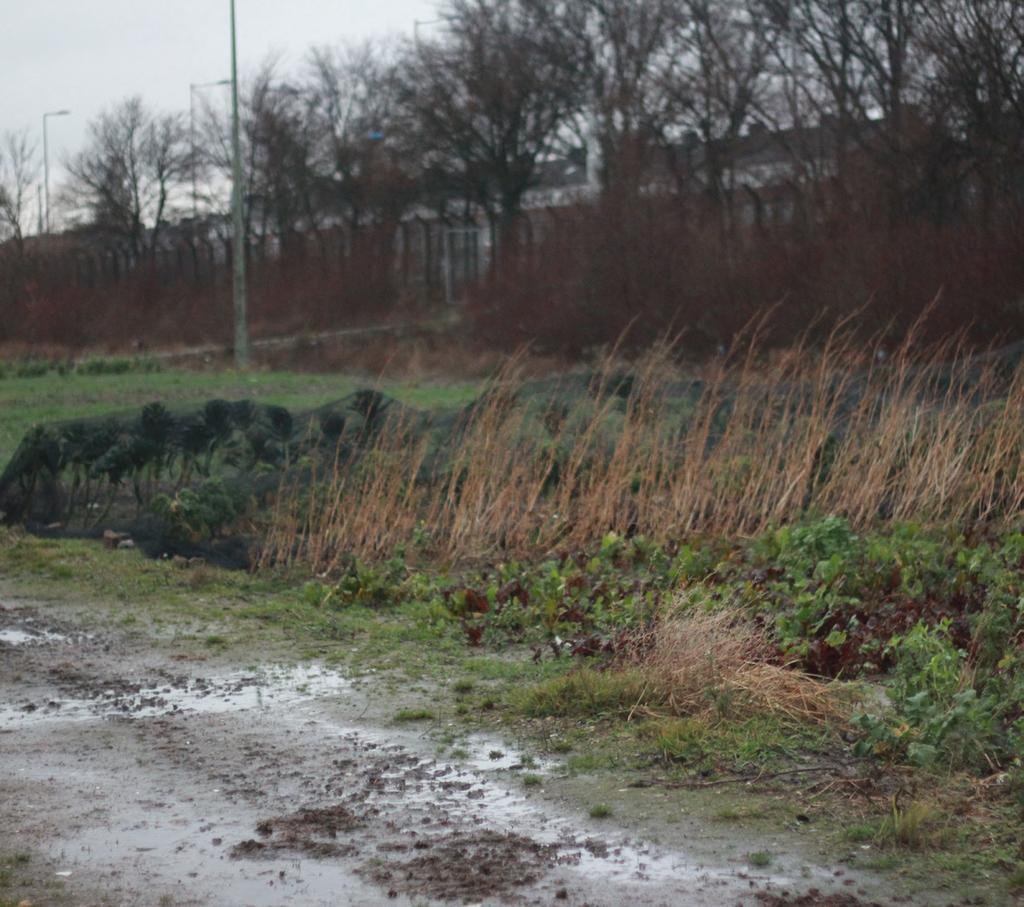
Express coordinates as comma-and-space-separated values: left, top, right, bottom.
756, 892, 885, 907
365, 829, 558, 901
232, 804, 363, 858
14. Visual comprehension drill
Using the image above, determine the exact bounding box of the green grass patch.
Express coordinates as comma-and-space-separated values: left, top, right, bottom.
589, 803, 613, 818
850, 854, 903, 871
394, 708, 436, 722
875, 801, 952, 850
460, 656, 570, 684
714, 804, 768, 822
1008, 865, 1024, 894
638, 715, 821, 773
844, 823, 878, 843
566, 752, 616, 774
512, 666, 647, 718
0, 853, 33, 902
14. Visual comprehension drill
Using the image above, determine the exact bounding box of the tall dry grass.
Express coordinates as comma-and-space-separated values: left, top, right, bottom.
260, 329, 1024, 573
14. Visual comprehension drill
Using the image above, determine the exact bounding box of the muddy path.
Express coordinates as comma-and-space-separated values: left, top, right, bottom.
0, 597, 955, 906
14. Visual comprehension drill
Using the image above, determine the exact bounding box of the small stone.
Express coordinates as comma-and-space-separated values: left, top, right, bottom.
117, 539, 135, 550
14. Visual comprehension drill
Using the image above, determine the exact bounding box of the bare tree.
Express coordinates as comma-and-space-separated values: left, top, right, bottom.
64, 97, 190, 257
922, 0, 1024, 219
664, 1, 773, 217
196, 60, 274, 246
196, 59, 326, 256
756, 0, 930, 220
400, 0, 582, 240
307, 41, 419, 235
0, 129, 39, 253
558, 0, 679, 191
248, 80, 319, 255
757, 0, 868, 183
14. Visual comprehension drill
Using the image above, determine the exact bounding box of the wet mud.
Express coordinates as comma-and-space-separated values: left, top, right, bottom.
0, 599, 964, 905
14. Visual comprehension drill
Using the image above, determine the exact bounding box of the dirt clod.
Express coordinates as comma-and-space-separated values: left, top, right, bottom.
365, 829, 558, 901
235, 804, 362, 859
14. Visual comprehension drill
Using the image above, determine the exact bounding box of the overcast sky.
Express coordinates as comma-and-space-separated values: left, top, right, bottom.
2, 0, 437, 188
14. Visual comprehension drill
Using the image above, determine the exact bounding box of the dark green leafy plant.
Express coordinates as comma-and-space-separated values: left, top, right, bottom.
150, 478, 249, 542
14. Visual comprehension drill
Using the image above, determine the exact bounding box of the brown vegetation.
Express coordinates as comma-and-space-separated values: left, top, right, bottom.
469, 201, 1024, 356
261, 328, 1024, 572
631, 607, 845, 725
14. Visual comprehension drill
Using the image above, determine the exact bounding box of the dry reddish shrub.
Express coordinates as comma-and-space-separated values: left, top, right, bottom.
468, 198, 1024, 358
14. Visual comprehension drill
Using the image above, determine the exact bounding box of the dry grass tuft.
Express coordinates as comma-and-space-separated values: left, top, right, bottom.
516, 605, 845, 727
633, 607, 846, 726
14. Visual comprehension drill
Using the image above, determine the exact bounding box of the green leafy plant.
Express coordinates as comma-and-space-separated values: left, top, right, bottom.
150, 478, 248, 542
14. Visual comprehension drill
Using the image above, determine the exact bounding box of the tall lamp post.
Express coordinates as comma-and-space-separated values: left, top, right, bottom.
189, 80, 231, 222
229, 0, 249, 368
42, 109, 71, 234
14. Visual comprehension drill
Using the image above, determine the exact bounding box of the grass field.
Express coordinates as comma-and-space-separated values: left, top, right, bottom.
0, 363, 479, 470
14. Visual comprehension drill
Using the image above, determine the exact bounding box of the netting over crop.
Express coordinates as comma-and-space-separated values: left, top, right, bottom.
0, 390, 432, 561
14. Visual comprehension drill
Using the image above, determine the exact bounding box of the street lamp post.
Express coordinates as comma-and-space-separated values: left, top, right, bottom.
42, 109, 70, 234
229, 0, 249, 368
189, 80, 231, 222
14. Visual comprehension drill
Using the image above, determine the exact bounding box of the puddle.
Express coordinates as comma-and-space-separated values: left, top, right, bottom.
17, 763, 416, 907
5, 659, 818, 901
0, 627, 70, 646
455, 733, 560, 774
0, 665, 350, 729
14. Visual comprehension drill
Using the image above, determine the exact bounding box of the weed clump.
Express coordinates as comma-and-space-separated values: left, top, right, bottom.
519, 607, 843, 728
515, 667, 648, 718
263, 335, 1024, 575
875, 800, 952, 850
394, 708, 436, 722
636, 608, 845, 725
